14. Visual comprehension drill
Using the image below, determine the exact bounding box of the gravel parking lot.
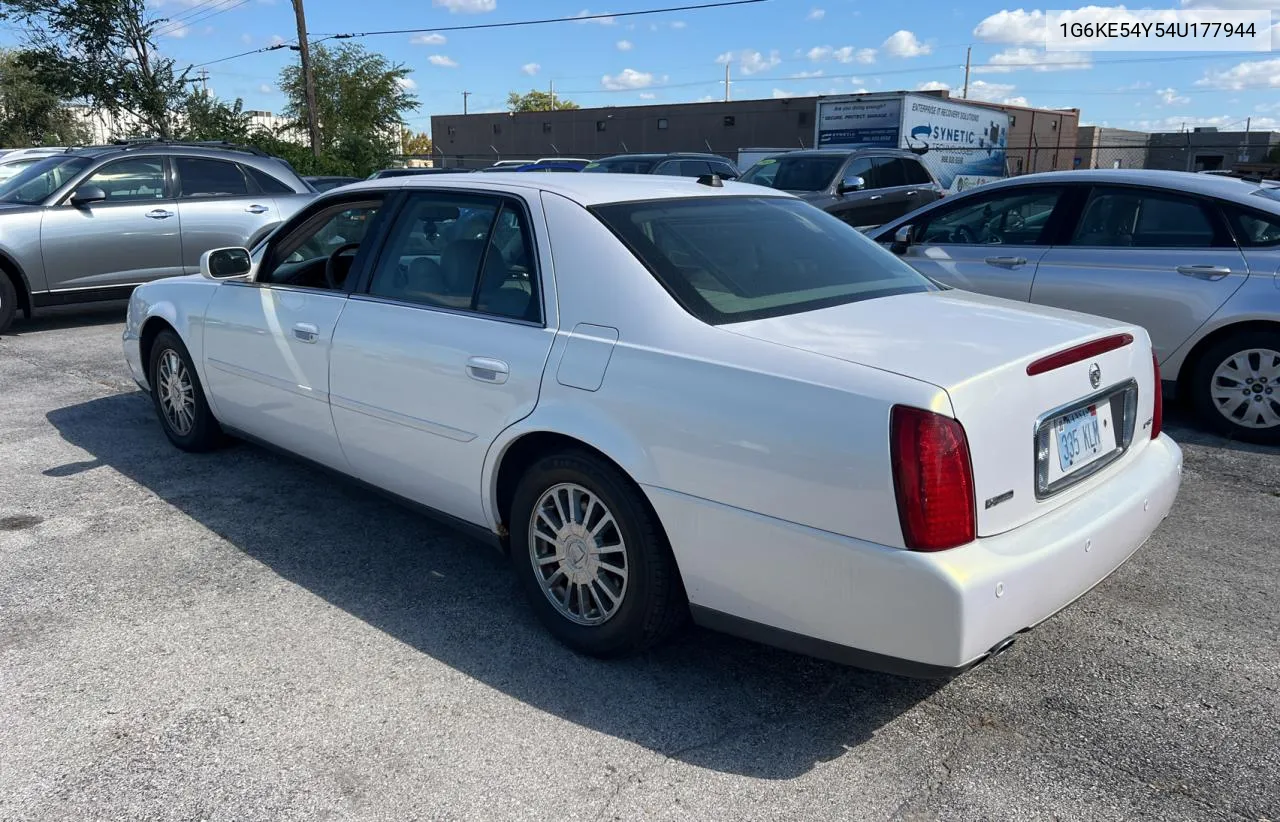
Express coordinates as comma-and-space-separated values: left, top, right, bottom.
2, 305, 1278, 822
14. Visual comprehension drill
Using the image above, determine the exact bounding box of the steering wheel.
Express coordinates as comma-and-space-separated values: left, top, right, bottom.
952, 225, 979, 244
324, 242, 361, 290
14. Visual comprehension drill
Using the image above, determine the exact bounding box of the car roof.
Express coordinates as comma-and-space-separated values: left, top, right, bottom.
594, 152, 730, 161
336, 171, 792, 207
768, 148, 918, 159
963, 168, 1280, 207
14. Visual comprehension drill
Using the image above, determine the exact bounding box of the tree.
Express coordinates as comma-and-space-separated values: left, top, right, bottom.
0, 49, 90, 146
1, 0, 191, 139
179, 92, 252, 143
401, 128, 432, 156
277, 43, 419, 177
506, 90, 580, 113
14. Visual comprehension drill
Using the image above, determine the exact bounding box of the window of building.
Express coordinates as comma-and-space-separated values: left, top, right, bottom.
798, 111, 809, 126
657, 118, 669, 130
597, 121, 607, 132
542, 122, 552, 133
1009, 115, 1017, 127
723, 115, 735, 127
492, 123, 502, 135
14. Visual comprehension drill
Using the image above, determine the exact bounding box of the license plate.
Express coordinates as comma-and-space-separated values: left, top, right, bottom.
1048, 402, 1116, 482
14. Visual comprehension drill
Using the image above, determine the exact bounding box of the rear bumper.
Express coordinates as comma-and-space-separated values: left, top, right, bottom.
646, 434, 1183, 676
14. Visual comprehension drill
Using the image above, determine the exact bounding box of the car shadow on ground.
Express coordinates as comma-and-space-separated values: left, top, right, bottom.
5, 302, 129, 335
46, 392, 942, 780
1162, 405, 1280, 456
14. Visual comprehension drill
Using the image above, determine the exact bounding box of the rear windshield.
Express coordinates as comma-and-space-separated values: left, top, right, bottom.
583, 158, 656, 174
1253, 186, 1280, 204
592, 195, 936, 324
739, 155, 844, 192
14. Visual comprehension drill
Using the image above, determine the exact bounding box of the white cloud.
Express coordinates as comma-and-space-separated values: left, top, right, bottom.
616, 39, 633, 51
639, 92, 656, 99
973, 9, 1045, 45
432, 0, 495, 12
1180, 0, 1280, 7
917, 80, 950, 91
851, 47, 877, 64
716, 49, 781, 75
807, 45, 876, 64
428, 55, 459, 68
602, 68, 658, 90
268, 34, 286, 46
882, 30, 930, 58
397, 76, 418, 90
240, 33, 253, 44
521, 62, 540, 75
1119, 80, 1152, 90
793, 69, 824, 78
162, 22, 190, 38
806, 45, 832, 61
850, 87, 871, 94
572, 9, 616, 24
1257, 101, 1280, 113
1195, 58, 1280, 89
975, 47, 1091, 73
258, 83, 274, 94
772, 88, 802, 98
1156, 87, 1189, 105
670, 20, 686, 28
1131, 114, 1280, 130
806, 7, 825, 20
964, 79, 1016, 102
411, 33, 447, 45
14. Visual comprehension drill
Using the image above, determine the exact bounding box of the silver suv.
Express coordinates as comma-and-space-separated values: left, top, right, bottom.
0, 140, 316, 333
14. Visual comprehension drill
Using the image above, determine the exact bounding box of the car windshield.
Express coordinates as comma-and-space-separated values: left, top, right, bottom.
583, 158, 656, 174
592, 195, 937, 324
1252, 187, 1280, 204
0, 156, 92, 205
739, 155, 844, 192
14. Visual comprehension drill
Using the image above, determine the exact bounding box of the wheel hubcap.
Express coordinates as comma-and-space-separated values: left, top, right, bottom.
528, 483, 628, 626
157, 349, 195, 436
1210, 347, 1280, 430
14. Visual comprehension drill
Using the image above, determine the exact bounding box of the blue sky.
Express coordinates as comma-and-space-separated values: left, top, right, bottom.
6, 0, 1280, 134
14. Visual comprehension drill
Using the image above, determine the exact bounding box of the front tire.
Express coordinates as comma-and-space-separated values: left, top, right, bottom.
1189, 329, 1280, 445
148, 329, 224, 452
0, 274, 17, 335
509, 450, 686, 657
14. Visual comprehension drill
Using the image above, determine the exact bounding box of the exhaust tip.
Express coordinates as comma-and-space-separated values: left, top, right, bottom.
987, 636, 1017, 660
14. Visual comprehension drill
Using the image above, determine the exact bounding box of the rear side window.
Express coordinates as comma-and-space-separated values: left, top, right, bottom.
708, 161, 738, 179
678, 160, 712, 177
869, 157, 907, 188
176, 157, 249, 197
902, 158, 934, 185
592, 195, 936, 324
246, 165, 295, 194
1071, 187, 1222, 248
1225, 206, 1280, 247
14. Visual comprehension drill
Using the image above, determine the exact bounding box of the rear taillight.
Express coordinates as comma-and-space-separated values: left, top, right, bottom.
1151, 352, 1163, 440
890, 406, 976, 552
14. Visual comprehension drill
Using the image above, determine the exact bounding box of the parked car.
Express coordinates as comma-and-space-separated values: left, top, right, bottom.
738, 148, 944, 229
0, 147, 74, 182
0, 140, 316, 334
367, 167, 474, 180
870, 169, 1280, 444
582, 152, 740, 179
122, 173, 1181, 676
510, 162, 582, 173
305, 175, 361, 192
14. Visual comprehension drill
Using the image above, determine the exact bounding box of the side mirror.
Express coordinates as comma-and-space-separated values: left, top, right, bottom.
69, 185, 107, 207
838, 176, 866, 195
200, 247, 253, 280
890, 224, 915, 255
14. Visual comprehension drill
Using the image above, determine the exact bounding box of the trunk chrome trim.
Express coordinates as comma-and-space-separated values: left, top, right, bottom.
1033, 378, 1138, 501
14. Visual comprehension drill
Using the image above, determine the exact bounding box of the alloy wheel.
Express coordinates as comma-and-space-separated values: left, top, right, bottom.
156, 348, 196, 436
1210, 347, 1280, 430
528, 482, 629, 626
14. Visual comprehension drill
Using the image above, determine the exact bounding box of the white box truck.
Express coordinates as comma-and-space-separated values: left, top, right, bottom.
814, 93, 1010, 193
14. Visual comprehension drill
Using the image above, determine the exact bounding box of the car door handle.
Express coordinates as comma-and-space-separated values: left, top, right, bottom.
904, 190, 918, 196
986, 256, 1028, 268
466, 356, 509, 384
146, 209, 174, 219
868, 194, 882, 201
1176, 264, 1232, 281
292, 322, 319, 343
245, 204, 270, 214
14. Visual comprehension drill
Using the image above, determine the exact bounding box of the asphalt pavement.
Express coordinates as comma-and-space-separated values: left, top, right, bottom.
1, 304, 1277, 821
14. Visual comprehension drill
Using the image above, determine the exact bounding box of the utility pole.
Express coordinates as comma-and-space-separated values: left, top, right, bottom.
962, 46, 971, 99
724, 62, 731, 102
290, 0, 321, 157
196, 68, 209, 96
462, 90, 471, 115
1240, 116, 1251, 164
550, 80, 556, 110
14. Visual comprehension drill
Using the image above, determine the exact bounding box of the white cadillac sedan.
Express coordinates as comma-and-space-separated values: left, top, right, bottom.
122, 173, 1183, 678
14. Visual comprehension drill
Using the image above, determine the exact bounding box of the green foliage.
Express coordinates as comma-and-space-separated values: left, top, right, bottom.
1, 0, 190, 139
401, 128, 432, 156
178, 92, 252, 143
0, 49, 91, 146
276, 43, 419, 177
506, 89, 580, 112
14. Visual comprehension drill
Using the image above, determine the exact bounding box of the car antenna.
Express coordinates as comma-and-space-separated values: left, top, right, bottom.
696, 174, 723, 188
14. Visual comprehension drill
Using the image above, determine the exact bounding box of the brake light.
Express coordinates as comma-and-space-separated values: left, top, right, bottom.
1151, 352, 1163, 440
890, 406, 976, 552
1026, 333, 1134, 376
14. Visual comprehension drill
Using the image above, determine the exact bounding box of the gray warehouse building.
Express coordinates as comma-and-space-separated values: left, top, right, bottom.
1145, 127, 1280, 173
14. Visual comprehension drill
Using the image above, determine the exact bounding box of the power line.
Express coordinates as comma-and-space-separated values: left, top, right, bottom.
154, 0, 250, 37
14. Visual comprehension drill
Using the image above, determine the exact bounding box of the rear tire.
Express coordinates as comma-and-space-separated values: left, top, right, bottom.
509, 450, 686, 657
0, 274, 16, 335
148, 329, 224, 452
1188, 329, 1280, 446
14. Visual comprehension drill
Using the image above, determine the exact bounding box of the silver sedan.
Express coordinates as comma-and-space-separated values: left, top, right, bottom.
871, 169, 1280, 444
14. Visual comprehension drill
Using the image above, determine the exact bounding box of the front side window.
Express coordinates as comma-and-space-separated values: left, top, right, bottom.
592, 195, 936, 324
258, 199, 382, 289
176, 157, 249, 197
0, 156, 91, 204
368, 193, 539, 322
919, 187, 1063, 245
842, 157, 875, 190
83, 158, 167, 203
1072, 187, 1218, 248
739, 155, 844, 192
